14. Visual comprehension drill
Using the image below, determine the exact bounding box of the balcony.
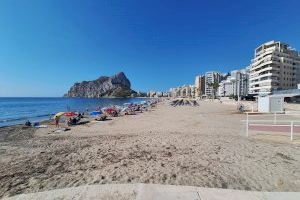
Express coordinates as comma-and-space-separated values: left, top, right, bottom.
250, 60, 282, 72
249, 85, 273, 91
250, 66, 280, 76
255, 47, 278, 57
249, 78, 279, 87
249, 72, 279, 81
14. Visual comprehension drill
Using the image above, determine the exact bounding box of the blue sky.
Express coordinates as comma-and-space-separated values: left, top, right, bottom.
0, 0, 300, 97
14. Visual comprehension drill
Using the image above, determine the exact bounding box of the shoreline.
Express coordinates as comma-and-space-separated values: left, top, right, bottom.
0, 97, 154, 127
1, 101, 300, 198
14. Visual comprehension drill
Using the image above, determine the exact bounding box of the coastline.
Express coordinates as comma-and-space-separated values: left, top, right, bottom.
0, 97, 152, 127
1, 101, 300, 198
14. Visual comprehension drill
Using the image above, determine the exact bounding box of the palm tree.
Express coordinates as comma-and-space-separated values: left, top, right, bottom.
207, 81, 220, 100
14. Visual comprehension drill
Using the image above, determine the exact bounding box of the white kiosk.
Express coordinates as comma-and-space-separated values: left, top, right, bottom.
258, 95, 284, 113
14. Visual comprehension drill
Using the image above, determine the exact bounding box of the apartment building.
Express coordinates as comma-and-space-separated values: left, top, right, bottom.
169, 85, 196, 98
249, 41, 300, 95
231, 68, 249, 97
218, 79, 234, 97
218, 68, 249, 97
195, 75, 205, 97
205, 71, 221, 97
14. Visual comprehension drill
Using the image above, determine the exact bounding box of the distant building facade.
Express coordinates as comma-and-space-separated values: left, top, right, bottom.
218, 68, 249, 97
218, 79, 234, 97
195, 75, 205, 97
205, 71, 221, 97
169, 85, 196, 98
249, 41, 300, 95
231, 68, 249, 97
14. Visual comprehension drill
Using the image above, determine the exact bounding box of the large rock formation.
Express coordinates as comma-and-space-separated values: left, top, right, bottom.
65, 72, 136, 98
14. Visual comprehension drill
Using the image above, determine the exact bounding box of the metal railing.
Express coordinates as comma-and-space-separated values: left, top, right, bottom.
243, 112, 300, 141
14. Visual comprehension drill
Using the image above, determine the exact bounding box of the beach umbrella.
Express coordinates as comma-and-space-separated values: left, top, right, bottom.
121, 107, 129, 112
53, 112, 65, 119
90, 111, 102, 116
106, 107, 117, 113
64, 112, 77, 117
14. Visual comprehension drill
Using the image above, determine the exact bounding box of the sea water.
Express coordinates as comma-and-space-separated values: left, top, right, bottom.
0, 97, 149, 127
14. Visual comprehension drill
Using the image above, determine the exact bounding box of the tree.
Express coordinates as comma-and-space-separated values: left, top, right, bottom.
207, 81, 220, 100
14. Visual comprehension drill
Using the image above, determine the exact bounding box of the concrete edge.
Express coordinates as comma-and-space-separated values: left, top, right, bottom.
3, 183, 300, 200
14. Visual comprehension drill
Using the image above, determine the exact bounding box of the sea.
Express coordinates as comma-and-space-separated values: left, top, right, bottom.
0, 97, 150, 127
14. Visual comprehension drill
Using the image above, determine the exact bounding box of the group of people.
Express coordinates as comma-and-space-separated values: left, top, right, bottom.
53, 113, 84, 128
26, 100, 159, 129
67, 113, 84, 126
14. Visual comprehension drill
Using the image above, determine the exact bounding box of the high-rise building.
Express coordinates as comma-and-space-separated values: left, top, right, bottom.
205, 71, 221, 97
249, 41, 300, 95
195, 75, 205, 97
230, 68, 249, 97
218, 68, 249, 98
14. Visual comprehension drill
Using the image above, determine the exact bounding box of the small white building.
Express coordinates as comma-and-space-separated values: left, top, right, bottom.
257, 95, 284, 113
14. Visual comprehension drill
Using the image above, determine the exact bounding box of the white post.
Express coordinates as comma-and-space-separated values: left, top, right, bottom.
291, 121, 294, 141
252, 103, 254, 112
246, 113, 249, 137
274, 112, 277, 125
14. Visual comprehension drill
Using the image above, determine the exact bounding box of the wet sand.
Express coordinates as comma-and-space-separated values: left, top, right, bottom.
1, 101, 300, 198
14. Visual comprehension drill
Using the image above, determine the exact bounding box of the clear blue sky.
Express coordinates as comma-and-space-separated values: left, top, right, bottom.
0, 0, 300, 97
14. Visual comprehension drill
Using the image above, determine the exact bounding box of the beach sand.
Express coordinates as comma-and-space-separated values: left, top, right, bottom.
1, 101, 300, 198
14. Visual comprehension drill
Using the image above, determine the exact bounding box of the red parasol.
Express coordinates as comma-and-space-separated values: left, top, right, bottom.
105, 108, 117, 113
64, 112, 77, 117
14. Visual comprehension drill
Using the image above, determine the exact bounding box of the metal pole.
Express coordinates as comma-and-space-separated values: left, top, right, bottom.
246, 113, 249, 137
291, 121, 294, 141
274, 112, 277, 125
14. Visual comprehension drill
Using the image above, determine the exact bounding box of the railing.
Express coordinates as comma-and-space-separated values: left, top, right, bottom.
242, 112, 300, 141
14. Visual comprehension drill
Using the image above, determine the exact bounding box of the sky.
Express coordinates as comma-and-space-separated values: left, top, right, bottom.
0, 0, 300, 97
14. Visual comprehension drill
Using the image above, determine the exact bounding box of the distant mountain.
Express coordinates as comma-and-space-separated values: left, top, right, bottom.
64, 72, 136, 98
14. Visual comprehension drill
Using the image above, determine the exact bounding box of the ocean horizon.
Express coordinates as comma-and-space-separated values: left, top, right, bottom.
0, 97, 150, 127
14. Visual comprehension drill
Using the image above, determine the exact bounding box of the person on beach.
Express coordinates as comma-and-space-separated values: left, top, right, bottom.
54, 116, 60, 128
25, 120, 31, 127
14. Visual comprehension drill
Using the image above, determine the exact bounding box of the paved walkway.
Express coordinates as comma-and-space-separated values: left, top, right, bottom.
4, 184, 300, 200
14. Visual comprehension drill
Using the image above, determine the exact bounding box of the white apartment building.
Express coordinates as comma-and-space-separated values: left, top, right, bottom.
218, 79, 234, 97
231, 68, 249, 97
205, 71, 221, 97
218, 68, 249, 97
249, 41, 300, 95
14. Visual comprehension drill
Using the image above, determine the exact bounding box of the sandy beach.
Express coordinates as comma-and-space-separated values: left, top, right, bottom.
1, 101, 300, 198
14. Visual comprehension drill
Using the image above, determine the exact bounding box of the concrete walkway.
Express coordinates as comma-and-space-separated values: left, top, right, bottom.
4, 184, 300, 200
